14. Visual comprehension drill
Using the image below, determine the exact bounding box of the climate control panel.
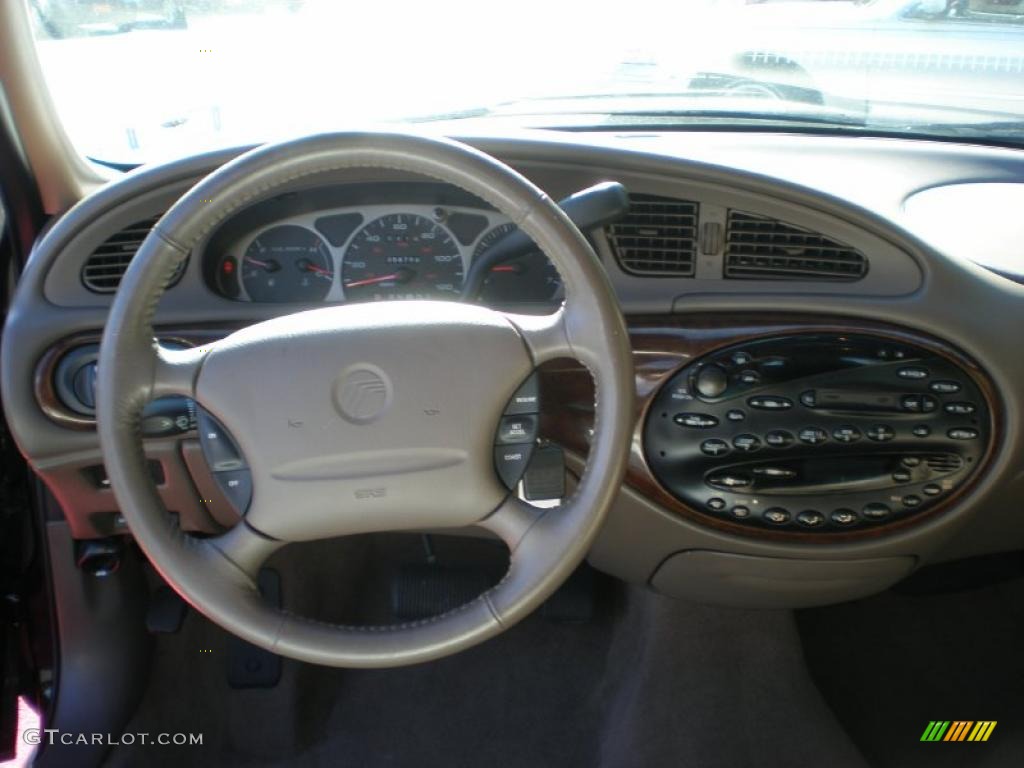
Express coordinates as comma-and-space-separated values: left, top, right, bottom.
643, 333, 992, 533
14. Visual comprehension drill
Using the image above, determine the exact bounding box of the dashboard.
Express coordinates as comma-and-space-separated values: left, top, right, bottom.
5, 129, 1024, 611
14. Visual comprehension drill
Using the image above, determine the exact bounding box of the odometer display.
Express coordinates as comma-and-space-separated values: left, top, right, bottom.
342, 213, 463, 301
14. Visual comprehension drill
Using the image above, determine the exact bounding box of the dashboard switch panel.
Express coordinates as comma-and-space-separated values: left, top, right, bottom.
643, 333, 992, 533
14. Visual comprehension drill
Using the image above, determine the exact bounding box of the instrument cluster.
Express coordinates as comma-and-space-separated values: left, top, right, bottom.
208, 201, 562, 305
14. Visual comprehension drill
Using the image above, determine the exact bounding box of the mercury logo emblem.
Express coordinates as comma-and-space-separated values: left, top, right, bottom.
333, 365, 393, 424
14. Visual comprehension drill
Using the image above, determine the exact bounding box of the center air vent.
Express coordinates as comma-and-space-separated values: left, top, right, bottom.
607, 194, 699, 276
81, 215, 187, 293
724, 210, 867, 281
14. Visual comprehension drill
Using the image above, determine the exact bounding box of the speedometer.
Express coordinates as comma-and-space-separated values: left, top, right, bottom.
342, 213, 463, 301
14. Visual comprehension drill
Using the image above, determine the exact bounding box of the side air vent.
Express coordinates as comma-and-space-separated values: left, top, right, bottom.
607, 194, 699, 276
724, 210, 867, 281
81, 215, 186, 293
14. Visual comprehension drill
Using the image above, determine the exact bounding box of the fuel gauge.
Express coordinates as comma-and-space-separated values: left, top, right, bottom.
240, 225, 333, 303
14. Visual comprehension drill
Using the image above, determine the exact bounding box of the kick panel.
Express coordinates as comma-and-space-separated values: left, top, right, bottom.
644, 334, 992, 533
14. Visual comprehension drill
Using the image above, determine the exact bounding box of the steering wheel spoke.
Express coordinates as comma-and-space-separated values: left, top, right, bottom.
477, 495, 546, 552
207, 520, 284, 583
504, 306, 575, 364
152, 342, 213, 399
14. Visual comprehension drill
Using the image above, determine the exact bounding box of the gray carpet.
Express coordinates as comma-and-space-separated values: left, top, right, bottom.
104, 534, 866, 768
798, 562, 1024, 768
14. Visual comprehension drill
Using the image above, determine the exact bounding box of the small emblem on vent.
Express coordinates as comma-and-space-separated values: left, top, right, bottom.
333, 365, 393, 424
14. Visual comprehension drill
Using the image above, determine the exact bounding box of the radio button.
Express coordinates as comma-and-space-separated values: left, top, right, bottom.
752, 466, 797, 479
892, 470, 912, 483
901, 394, 938, 413
898, 367, 929, 380
733, 434, 762, 453
700, 439, 731, 457
739, 369, 761, 385
831, 509, 858, 525
763, 508, 790, 524
867, 425, 895, 442
862, 503, 891, 520
912, 424, 931, 438
748, 395, 792, 411
948, 428, 978, 440
708, 474, 752, 489
796, 510, 825, 527
707, 497, 727, 511
674, 413, 719, 429
944, 402, 976, 415
731, 505, 751, 519
930, 380, 961, 394
726, 409, 746, 422
765, 430, 794, 447
832, 425, 862, 443
799, 427, 828, 445
923, 484, 942, 496
902, 495, 922, 508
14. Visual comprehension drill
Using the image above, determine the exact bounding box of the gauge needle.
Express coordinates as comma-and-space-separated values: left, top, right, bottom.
490, 265, 520, 274
344, 268, 414, 289
344, 273, 401, 288
299, 261, 333, 278
244, 256, 280, 272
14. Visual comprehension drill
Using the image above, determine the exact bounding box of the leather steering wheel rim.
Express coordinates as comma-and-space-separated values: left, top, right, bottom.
97, 131, 633, 668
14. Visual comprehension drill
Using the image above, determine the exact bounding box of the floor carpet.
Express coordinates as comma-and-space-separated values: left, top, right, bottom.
104, 534, 866, 768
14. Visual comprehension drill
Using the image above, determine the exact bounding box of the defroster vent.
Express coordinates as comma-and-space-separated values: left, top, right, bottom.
725, 210, 867, 281
607, 194, 699, 276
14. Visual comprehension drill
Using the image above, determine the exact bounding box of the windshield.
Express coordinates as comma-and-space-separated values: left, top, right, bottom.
26, 0, 1024, 164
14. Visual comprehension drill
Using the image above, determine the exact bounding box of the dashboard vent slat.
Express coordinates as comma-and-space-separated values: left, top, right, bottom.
607, 193, 699, 276
724, 210, 868, 282
81, 215, 186, 293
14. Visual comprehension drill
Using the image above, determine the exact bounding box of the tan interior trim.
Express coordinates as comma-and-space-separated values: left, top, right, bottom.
0, 0, 111, 214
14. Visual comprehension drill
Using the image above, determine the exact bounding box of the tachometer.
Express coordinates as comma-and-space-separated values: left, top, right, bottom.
474, 223, 562, 303
342, 213, 462, 301
241, 225, 333, 303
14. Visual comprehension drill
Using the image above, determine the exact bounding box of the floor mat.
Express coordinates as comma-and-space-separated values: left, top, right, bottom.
104, 535, 866, 768
798, 566, 1024, 768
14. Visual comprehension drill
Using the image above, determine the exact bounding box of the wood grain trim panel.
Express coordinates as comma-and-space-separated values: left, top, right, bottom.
33, 327, 232, 430
539, 313, 1002, 543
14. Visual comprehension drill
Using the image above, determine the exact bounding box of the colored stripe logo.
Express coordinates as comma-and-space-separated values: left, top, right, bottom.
920, 721, 997, 742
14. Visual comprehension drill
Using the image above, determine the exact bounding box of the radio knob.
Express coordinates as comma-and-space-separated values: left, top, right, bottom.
695, 365, 728, 399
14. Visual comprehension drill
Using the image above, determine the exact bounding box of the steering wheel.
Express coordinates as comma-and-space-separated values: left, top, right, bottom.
97, 132, 633, 668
